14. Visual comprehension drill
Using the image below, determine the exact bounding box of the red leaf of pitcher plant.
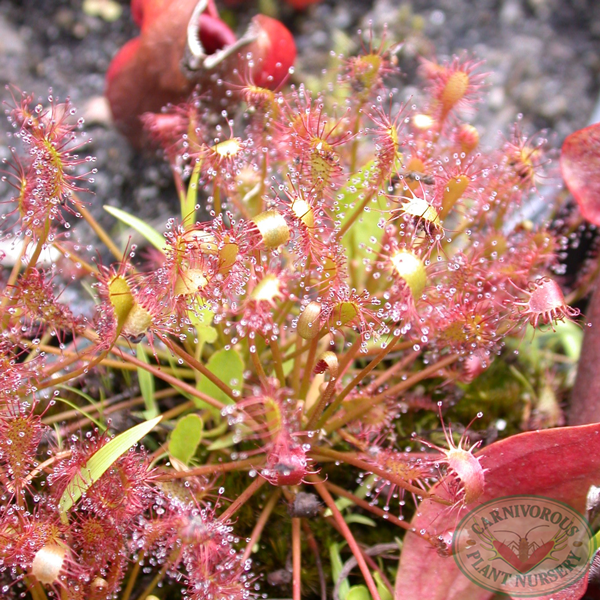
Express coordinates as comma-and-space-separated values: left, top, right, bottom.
106, 0, 296, 146
561, 122, 600, 226
394, 423, 600, 600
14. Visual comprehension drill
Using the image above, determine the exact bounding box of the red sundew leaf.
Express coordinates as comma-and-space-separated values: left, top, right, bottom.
395, 424, 600, 600
561, 123, 600, 226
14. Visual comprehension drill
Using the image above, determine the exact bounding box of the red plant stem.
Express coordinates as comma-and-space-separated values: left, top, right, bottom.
376, 353, 460, 399
324, 481, 440, 548
292, 517, 302, 600
324, 481, 411, 530
54, 242, 97, 274
38, 338, 102, 379
24, 450, 71, 486
27, 578, 48, 600
172, 165, 187, 211
308, 336, 363, 428
36, 349, 110, 390
156, 456, 263, 480
157, 333, 237, 401
242, 489, 282, 562
23, 221, 50, 276
338, 188, 377, 238
72, 193, 123, 261
362, 338, 414, 356
0, 234, 31, 321
362, 552, 394, 598
250, 348, 269, 386
367, 350, 418, 391
304, 377, 337, 432
337, 334, 364, 375
313, 447, 434, 501
268, 337, 287, 387
111, 346, 227, 412
313, 481, 381, 600
120, 551, 144, 600
34, 341, 157, 372
213, 181, 221, 216
324, 353, 459, 432
315, 335, 397, 428
301, 521, 327, 600
43, 388, 176, 426
334, 334, 401, 402
282, 330, 330, 362
219, 476, 266, 522
299, 336, 320, 400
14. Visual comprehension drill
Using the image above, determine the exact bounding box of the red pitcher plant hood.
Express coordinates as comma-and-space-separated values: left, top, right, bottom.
106, 0, 296, 145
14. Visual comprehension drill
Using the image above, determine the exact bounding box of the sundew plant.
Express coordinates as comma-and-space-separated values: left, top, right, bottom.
0, 16, 588, 600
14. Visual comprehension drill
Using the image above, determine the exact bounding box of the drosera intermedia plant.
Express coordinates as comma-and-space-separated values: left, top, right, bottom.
0, 15, 595, 600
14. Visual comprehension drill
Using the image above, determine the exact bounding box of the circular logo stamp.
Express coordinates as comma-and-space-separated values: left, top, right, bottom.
452, 495, 594, 597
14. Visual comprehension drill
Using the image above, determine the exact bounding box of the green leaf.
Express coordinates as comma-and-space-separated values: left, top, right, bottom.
335, 161, 377, 240
136, 345, 158, 419
374, 572, 393, 600
196, 349, 244, 415
169, 414, 204, 465
58, 417, 161, 521
188, 301, 218, 346
104, 205, 166, 253
329, 542, 350, 600
333, 497, 354, 513
547, 320, 583, 361
347, 585, 371, 600
344, 514, 376, 527
182, 159, 202, 224
57, 384, 102, 412
52, 397, 106, 431
335, 161, 388, 286
207, 432, 236, 450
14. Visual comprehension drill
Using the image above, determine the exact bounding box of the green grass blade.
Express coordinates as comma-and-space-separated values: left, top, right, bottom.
136, 344, 158, 419
104, 205, 166, 253
52, 397, 106, 431
58, 416, 161, 521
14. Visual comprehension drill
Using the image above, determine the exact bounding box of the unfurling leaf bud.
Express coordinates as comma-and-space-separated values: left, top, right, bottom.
31, 544, 66, 585
122, 302, 153, 342
314, 351, 338, 376
252, 209, 290, 249
390, 250, 427, 300
291, 198, 315, 228
90, 577, 109, 599
399, 196, 441, 229
456, 123, 479, 154
297, 301, 322, 339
